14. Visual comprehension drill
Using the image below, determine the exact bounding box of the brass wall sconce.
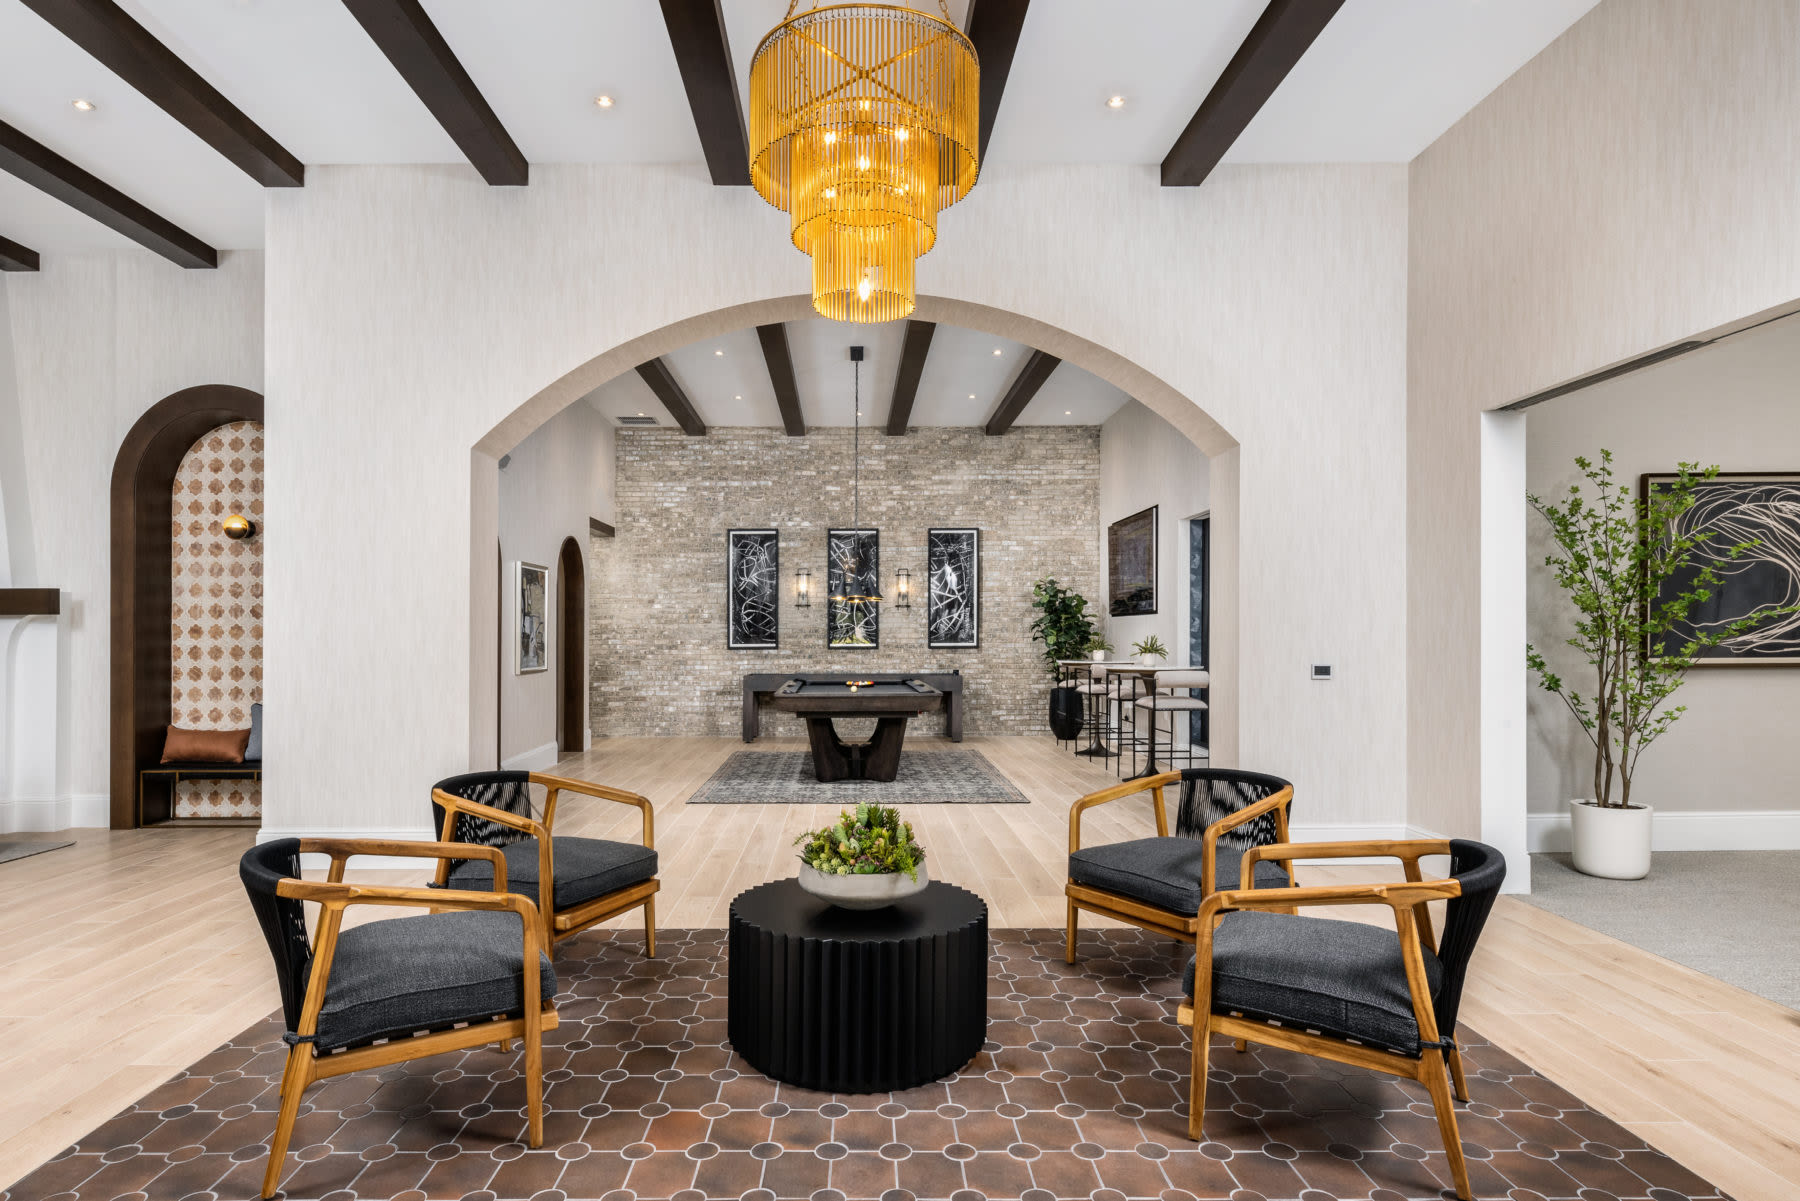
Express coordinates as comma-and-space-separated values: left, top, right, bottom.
795, 568, 812, 607
222, 514, 257, 540
894, 567, 912, 608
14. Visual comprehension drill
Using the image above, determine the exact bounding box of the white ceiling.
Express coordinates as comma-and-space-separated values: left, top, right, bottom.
582, 318, 1130, 431
0, 0, 1600, 253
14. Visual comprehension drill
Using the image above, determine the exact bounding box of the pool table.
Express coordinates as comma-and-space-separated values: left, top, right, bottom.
766, 677, 944, 782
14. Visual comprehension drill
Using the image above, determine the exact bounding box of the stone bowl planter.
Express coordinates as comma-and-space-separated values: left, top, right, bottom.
798, 862, 929, 909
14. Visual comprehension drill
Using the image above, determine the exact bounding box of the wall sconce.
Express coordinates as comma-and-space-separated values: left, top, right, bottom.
795, 567, 812, 607
221, 514, 257, 540
893, 567, 912, 608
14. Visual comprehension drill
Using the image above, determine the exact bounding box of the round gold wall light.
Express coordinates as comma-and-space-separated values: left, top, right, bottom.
222, 514, 257, 540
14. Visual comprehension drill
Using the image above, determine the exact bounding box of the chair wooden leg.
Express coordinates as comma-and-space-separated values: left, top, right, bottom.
1421, 1049, 1472, 1201
1187, 1019, 1212, 1140
1232, 1038, 1247, 1053
1446, 1040, 1470, 1103
1065, 899, 1079, 964
524, 1018, 545, 1148
261, 1046, 311, 1200
644, 895, 657, 959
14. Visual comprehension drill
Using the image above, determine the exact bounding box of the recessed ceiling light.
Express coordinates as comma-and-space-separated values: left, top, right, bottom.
637, 411, 645, 417
1064, 410, 1072, 415
968, 393, 976, 400
734, 394, 743, 400
992, 348, 1003, 356
72, 98, 96, 112
714, 349, 723, 356
595, 95, 615, 108
1106, 95, 1126, 109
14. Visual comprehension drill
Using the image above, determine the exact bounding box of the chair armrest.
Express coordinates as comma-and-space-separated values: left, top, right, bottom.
531, 773, 655, 849
1239, 838, 1452, 890
297, 837, 508, 892
1197, 786, 1295, 893
1068, 771, 1180, 853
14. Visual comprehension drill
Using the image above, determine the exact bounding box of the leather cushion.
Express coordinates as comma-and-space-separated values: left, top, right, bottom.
160, 725, 250, 764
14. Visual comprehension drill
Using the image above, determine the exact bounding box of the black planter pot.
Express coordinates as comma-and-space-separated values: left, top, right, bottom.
1048, 685, 1085, 741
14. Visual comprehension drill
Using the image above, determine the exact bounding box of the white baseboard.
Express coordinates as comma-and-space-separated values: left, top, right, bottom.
1528, 808, 1800, 853
257, 825, 440, 872
0, 793, 109, 834
501, 740, 560, 772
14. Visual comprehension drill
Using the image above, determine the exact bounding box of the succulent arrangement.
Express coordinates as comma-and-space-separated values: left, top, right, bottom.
795, 803, 925, 881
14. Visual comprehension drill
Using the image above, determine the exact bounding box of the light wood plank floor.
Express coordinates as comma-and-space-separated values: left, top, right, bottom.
1, 735, 1796, 1199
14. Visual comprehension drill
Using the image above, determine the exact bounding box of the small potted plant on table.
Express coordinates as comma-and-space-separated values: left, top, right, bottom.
795, 803, 928, 909
1133, 635, 1169, 667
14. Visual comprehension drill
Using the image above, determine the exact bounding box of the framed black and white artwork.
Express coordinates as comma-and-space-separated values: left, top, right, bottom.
1108, 505, 1158, 616
727, 529, 780, 650
927, 528, 979, 648
1641, 471, 1800, 665
827, 528, 880, 648
514, 560, 548, 674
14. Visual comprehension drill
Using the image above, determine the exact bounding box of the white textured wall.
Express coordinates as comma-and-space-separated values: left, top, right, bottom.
496, 398, 614, 764
1100, 401, 1210, 667
1408, 0, 1800, 837
1526, 318, 1800, 815
2, 251, 263, 812
264, 162, 1409, 837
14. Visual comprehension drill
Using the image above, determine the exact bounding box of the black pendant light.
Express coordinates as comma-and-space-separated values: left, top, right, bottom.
832, 345, 881, 607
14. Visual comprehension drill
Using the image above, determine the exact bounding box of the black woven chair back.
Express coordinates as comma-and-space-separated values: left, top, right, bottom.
1432, 839, 1506, 1039
1172, 768, 1293, 846
238, 839, 313, 1034
432, 770, 536, 848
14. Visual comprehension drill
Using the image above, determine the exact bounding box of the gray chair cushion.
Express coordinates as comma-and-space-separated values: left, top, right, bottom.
448, 836, 657, 910
1183, 910, 1444, 1056
315, 910, 555, 1053
1069, 836, 1291, 915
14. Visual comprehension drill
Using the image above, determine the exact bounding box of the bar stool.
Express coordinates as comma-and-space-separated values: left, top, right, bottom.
1068, 661, 1118, 759
1130, 669, 1209, 777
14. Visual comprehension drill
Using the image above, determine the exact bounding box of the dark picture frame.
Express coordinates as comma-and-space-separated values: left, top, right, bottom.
727, 529, 780, 650
1108, 505, 1158, 616
1640, 471, 1800, 665
514, 560, 548, 674
827, 528, 880, 649
927, 528, 979, 648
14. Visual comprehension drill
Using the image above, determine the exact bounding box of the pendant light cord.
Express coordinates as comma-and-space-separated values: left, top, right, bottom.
853, 356, 861, 536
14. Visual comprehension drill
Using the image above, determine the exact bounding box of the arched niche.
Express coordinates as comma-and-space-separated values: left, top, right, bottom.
557, 534, 586, 755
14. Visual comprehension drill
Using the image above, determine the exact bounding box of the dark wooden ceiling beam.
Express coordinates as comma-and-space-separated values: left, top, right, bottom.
635, 359, 707, 436
19, 0, 304, 188
983, 349, 1060, 436
0, 120, 215, 268
341, 0, 527, 186
886, 320, 935, 436
660, 0, 750, 186
0, 235, 40, 272
756, 323, 805, 436
964, 0, 1031, 155
1160, 0, 1347, 187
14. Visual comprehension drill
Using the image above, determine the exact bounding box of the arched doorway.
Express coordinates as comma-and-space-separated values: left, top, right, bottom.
556, 535, 585, 755
110, 385, 264, 829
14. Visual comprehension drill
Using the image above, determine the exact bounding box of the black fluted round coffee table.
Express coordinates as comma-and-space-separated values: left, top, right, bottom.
727, 878, 988, 1093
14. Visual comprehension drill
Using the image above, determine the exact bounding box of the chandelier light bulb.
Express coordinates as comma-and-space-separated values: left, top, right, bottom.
857, 273, 874, 303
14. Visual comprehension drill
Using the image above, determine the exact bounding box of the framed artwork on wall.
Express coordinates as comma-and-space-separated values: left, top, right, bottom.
927, 528, 979, 648
1108, 505, 1158, 616
515, 560, 548, 674
728, 529, 781, 649
1641, 471, 1800, 665
827, 528, 880, 648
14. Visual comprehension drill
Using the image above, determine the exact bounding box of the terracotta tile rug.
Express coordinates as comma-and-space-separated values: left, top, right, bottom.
6, 929, 1727, 1201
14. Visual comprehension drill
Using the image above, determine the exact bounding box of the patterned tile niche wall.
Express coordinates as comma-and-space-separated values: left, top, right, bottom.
171, 420, 264, 818
591, 426, 1100, 737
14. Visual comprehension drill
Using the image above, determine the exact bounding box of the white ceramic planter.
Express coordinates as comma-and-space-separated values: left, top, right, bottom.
798, 862, 930, 909
1091, 649, 1107, 662
1568, 799, 1653, 880
1138, 653, 1161, 667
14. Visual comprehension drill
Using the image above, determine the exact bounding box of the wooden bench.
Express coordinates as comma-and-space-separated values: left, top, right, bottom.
137, 761, 262, 826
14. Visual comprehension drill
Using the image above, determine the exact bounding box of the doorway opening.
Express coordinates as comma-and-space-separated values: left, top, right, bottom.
557, 535, 586, 755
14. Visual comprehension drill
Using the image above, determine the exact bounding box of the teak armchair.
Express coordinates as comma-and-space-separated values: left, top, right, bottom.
1065, 767, 1296, 961
1178, 838, 1505, 1201
431, 770, 660, 957
239, 838, 559, 1201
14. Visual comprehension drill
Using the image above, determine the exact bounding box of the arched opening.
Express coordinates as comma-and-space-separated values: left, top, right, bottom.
557, 535, 586, 755
110, 385, 264, 829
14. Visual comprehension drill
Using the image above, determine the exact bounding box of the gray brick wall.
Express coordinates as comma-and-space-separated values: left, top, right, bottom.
589, 426, 1101, 737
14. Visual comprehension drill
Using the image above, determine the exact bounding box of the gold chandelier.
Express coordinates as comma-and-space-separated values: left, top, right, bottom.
749, 2, 980, 323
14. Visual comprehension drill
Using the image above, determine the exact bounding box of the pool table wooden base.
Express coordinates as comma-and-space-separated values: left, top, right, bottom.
804, 715, 912, 782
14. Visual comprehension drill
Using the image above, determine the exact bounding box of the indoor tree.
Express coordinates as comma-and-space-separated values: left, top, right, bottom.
1029, 577, 1098, 675
1527, 451, 1786, 808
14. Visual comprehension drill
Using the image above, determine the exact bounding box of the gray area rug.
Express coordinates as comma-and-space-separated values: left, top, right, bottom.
0, 840, 73, 865
687, 749, 1027, 804
1523, 850, 1800, 1010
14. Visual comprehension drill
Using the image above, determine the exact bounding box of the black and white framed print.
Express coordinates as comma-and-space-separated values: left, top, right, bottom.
927, 528, 979, 648
1108, 505, 1158, 616
727, 529, 780, 650
827, 528, 880, 648
1641, 471, 1800, 664
515, 560, 548, 674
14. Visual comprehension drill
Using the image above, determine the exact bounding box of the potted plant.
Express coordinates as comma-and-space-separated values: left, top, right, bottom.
1085, 635, 1114, 662
794, 803, 928, 909
1528, 451, 1787, 879
1133, 634, 1169, 666
1029, 577, 1098, 672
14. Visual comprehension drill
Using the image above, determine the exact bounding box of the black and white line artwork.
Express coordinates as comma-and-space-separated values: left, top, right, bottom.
1643, 472, 1800, 664
927, 528, 979, 648
827, 528, 880, 648
727, 529, 780, 650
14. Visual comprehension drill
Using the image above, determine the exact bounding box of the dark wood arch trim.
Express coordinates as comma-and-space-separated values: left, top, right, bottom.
110, 384, 264, 828
556, 535, 586, 755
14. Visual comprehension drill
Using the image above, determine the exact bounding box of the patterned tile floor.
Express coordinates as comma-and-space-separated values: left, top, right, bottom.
6, 929, 1729, 1201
